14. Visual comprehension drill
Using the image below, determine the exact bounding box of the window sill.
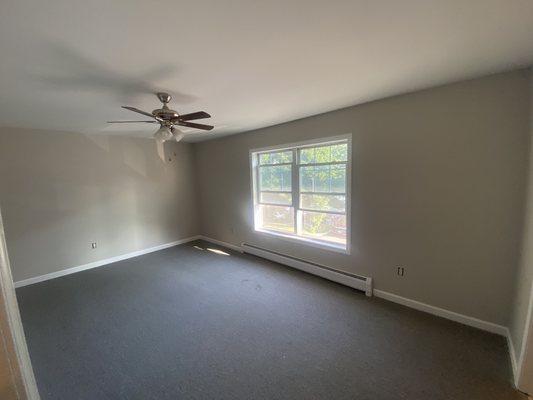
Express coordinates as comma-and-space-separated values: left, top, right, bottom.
254, 228, 350, 255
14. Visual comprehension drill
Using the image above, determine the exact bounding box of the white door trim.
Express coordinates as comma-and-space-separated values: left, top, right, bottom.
0, 209, 40, 399
516, 282, 533, 392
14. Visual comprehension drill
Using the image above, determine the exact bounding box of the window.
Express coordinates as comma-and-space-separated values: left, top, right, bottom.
251, 136, 350, 253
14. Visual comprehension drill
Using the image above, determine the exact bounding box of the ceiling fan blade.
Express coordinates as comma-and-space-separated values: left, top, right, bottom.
177, 121, 214, 131
122, 106, 161, 121
178, 111, 211, 121
107, 120, 158, 123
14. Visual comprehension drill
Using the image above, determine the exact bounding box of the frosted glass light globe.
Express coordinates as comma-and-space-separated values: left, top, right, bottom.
172, 128, 185, 142
154, 126, 173, 142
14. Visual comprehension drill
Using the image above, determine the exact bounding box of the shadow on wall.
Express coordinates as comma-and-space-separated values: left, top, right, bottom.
1, 130, 178, 234
84, 134, 174, 175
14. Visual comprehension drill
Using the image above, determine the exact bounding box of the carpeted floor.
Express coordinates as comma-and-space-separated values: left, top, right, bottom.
16, 240, 525, 400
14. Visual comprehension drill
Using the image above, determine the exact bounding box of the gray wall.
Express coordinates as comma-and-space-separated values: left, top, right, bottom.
0, 128, 200, 282
194, 70, 530, 326
510, 68, 533, 364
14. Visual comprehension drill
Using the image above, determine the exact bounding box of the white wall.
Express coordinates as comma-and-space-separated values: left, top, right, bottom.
194, 70, 531, 327
0, 128, 200, 282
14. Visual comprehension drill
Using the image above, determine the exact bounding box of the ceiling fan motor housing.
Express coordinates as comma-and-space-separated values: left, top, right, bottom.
153, 92, 180, 121
153, 107, 179, 121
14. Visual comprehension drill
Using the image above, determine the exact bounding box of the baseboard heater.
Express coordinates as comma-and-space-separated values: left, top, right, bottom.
241, 243, 373, 296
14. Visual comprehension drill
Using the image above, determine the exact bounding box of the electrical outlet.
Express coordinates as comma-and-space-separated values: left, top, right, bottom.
396, 266, 405, 277
91, 242, 97, 249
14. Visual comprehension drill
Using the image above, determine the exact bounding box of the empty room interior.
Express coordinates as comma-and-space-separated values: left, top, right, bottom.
3, 1, 533, 399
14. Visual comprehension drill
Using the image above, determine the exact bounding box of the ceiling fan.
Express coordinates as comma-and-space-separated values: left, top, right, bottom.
108, 92, 213, 143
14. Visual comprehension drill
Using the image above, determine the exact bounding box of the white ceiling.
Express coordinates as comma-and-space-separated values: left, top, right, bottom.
1, 0, 532, 142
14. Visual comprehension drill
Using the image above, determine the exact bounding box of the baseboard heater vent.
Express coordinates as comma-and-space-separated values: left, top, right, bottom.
241, 243, 373, 296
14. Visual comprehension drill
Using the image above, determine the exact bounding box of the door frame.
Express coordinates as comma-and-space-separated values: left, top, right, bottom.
0, 208, 40, 399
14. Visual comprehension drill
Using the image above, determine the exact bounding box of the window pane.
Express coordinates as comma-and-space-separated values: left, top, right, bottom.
301, 194, 345, 212
260, 191, 292, 205
258, 205, 294, 233
300, 211, 346, 245
259, 165, 292, 191
299, 164, 346, 193
299, 143, 347, 164
259, 150, 292, 165
330, 144, 348, 162
330, 164, 347, 192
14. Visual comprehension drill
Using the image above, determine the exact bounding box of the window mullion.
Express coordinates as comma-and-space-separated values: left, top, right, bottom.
292, 148, 300, 235
255, 154, 260, 204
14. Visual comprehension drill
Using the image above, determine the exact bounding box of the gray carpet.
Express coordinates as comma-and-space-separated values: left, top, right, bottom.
16, 240, 524, 400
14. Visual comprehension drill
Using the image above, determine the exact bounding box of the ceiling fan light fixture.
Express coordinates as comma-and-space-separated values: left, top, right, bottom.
154, 126, 173, 142
172, 128, 185, 143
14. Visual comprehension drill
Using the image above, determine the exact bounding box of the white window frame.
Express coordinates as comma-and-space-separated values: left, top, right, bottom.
250, 134, 352, 254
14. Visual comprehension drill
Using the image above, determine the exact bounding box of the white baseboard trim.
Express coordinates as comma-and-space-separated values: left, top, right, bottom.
373, 289, 507, 337
14, 235, 201, 288
198, 236, 243, 253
